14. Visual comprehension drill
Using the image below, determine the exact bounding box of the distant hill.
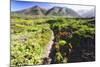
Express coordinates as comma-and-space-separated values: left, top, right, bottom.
12, 5, 81, 18
14, 6, 47, 16
46, 6, 80, 18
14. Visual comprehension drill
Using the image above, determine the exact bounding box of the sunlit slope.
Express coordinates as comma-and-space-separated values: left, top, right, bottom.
11, 17, 53, 65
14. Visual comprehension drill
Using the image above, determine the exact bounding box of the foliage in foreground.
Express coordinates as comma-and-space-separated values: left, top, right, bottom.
47, 18, 95, 63
11, 15, 95, 66
11, 17, 52, 66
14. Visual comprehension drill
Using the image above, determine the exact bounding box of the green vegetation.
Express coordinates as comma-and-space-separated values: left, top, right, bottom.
48, 18, 95, 63
11, 16, 53, 66
11, 14, 95, 66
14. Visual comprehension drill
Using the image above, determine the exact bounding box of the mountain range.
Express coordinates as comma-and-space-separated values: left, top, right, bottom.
12, 5, 95, 18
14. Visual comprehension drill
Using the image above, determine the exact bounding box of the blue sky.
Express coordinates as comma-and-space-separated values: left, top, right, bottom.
11, 0, 52, 11
11, 0, 95, 12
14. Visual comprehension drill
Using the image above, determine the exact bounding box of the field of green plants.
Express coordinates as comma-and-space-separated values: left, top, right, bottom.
11, 16, 53, 65
48, 18, 95, 63
11, 15, 95, 66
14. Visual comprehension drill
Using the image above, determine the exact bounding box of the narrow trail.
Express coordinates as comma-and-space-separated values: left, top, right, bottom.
43, 30, 54, 59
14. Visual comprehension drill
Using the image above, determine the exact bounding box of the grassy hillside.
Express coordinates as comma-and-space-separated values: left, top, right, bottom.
11, 15, 95, 66
11, 16, 53, 66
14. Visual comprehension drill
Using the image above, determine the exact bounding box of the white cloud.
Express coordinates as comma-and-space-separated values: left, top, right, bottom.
49, 3, 95, 12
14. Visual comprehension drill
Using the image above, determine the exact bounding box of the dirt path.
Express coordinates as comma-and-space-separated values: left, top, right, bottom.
43, 30, 54, 58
